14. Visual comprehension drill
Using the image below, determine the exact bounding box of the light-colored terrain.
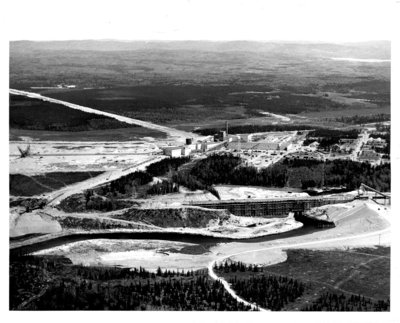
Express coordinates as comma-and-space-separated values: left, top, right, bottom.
34, 239, 215, 271
10, 141, 161, 174
215, 185, 309, 200
10, 207, 303, 240
28, 200, 390, 270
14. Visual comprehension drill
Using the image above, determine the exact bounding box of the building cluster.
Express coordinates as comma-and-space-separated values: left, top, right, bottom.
329, 138, 358, 156
227, 132, 297, 153
358, 149, 381, 163
357, 137, 388, 164
285, 151, 326, 161
56, 84, 76, 89
162, 136, 216, 157
364, 137, 386, 150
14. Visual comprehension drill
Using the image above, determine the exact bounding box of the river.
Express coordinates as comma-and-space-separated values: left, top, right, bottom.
10, 223, 325, 258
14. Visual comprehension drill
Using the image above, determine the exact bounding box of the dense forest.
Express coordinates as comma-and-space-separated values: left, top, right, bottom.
335, 113, 390, 125
147, 180, 180, 195
303, 128, 360, 149
93, 157, 190, 198
214, 261, 304, 311
146, 157, 190, 177
302, 292, 390, 311
216, 258, 390, 311
10, 256, 253, 311
60, 157, 194, 212
95, 171, 153, 198
184, 154, 390, 191
9, 94, 139, 132
194, 124, 315, 136
10, 171, 103, 197
11, 248, 390, 311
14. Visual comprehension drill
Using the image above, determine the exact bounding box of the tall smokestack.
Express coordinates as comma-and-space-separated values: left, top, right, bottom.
225, 121, 229, 136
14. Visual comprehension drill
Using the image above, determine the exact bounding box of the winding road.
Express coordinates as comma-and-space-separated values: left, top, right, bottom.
207, 226, 390, 311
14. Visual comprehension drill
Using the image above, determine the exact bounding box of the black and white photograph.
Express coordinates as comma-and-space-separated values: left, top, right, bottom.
2, 0, 399, 320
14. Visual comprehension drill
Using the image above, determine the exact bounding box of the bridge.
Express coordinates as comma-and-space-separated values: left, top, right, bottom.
187, 195, 354, 218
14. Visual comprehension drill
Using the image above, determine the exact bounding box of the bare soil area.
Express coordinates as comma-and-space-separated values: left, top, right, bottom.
9, 141, 160, 174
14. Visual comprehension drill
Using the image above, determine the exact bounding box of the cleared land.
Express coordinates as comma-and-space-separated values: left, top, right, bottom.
216, 246, 389, 311
32, 239, 215, 271
263, 247, 390, 302
9, 141, 159, 174
10, 127, 166, 142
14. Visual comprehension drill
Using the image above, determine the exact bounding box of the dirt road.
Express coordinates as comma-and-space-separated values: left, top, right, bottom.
45, 155, 163, 206
208, 225, 390, 311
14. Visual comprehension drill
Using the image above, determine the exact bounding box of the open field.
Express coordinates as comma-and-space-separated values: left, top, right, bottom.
33, 239, 215, 271
10, 127, 166, 142
217, 246, 390, 310
9, 141, 159, 174
266, 247, 390, 301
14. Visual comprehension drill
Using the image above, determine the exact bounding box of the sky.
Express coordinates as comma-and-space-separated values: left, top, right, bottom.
4, 0, 396, 42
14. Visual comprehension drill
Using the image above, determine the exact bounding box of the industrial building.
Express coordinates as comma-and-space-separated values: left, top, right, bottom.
162, 147, 184, 157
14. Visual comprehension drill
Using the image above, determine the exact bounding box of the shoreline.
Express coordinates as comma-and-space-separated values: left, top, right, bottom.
10, 219, 304, 256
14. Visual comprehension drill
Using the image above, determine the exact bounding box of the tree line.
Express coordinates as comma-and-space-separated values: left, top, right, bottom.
214, 261, 305, 311
11, 256, 253, 311
10, 95, 138, 132
183, 154, 390, 191
335, 113, 390, 125
304, 128, 360, 149
194, 124, 315, 136
302, 292, 390, 311
67, 157, 192, 212
30, 276, 254, 311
